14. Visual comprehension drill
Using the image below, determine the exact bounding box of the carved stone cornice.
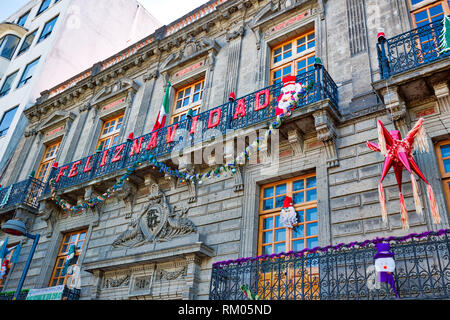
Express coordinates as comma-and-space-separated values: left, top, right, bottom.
225, 25, 245, 42
143, 69, 159, 82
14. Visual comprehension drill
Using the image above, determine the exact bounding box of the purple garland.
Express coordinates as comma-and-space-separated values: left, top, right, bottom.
213, 229, 450, 268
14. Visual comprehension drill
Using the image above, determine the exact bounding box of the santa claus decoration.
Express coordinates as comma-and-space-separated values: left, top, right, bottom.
279, 196, 298, 229
366, 118, 441, 230
275, 75, 306, 117
373, 242, 397, 298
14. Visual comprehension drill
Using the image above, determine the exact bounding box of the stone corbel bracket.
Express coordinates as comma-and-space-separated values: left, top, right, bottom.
177, 164, 198, 203
115, 179, 138, 219
286, 125, 304, 156
233, 166, 244, 192
313, 109, 339, 168
84, 186, 105, 227
39, 200, 61, 238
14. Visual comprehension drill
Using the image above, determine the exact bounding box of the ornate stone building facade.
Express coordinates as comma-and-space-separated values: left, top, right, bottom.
0, 0, 449, 300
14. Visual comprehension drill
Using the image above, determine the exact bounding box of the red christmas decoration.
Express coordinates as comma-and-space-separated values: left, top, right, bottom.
229, 92, 236, 101
366, 118, 441, 230
52, 162, 59, 169
127, 132, 134, 140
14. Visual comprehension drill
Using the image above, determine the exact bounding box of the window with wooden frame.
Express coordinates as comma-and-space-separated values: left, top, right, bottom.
258, 174, 318, 256
410, 0, 449, 28
49, 229, 87, 287
96, 113, 124, 151
171, 79, 204, 124
435, 140, 450, 210
36, 139, 60, 182
270, 30, 316, 85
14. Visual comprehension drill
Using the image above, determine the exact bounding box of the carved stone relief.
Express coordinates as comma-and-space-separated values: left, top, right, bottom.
112, 183, 197, 248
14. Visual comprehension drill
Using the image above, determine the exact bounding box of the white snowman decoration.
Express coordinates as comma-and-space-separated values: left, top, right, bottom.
373, 242, 398, 298
275, 75, 306, 117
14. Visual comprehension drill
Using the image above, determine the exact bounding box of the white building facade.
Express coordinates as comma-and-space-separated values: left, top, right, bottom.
0, 0, 161, 178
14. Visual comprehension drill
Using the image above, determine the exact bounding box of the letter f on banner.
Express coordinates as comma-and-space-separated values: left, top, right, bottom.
152, 82, 171, 131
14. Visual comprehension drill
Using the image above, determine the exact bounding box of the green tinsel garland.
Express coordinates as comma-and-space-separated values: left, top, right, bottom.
50, 80, 315, 213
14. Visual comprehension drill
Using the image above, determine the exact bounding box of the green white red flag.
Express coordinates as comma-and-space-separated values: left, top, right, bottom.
152, 82, 171, 131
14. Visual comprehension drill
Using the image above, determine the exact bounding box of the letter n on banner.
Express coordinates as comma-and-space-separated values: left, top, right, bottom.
130, 137, 143, 156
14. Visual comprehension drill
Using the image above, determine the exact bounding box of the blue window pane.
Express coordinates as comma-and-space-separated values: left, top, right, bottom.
297, 59, 306, 70
263, 246, 272, 255
293, 192, 304, 204
414, 11, 428, 22
443, 159, 450, 173
275, 215, 280, 228
275, 196, 285, 208
283, 50, 292, 59
307, 33, 315, 41
293, 225, 304, 238
263, 231, 273, 244
274, 48, 282, 56
440, 144, 450, 158
37, 0, 51, 15
306, 177, 316, 188
293, 180, 304, 191
283, 43, 292, 51
297, 44, 306, 53
274, 243, 285, 254
0, 71, 18, 96
274, 229, 286, 242
429, 4, 443, 17
308, 56, 315, 65
273, 70, 281, 80
307, 222, 318, 236
411, 0, 425, 4
306, 189, 317, 201
306, 208, 318, 221
293, 240, 304, 252
307, 238, 318, 249
263, 199, 273, 210
282, 66, 291, 76
0, 106, 18, 134
17, 58, 40, 88
263, 217, 273, 229
0, 34, 20, 60
39, 16, 58, 42
264, 187, 274, 198
273, 55, 281, 63
276, 184, 286, 195
308, 40, 315, 49
17, 11, 29, 27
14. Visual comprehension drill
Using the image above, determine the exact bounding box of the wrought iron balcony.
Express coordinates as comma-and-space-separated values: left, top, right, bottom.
0, 177, 45, 212
209, 230, 450, 300
377, 19, 449, 79
45, 65, 338, 193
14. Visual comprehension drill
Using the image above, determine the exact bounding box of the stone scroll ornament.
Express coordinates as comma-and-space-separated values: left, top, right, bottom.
373, 242, 397, 298
366, 118, 441, 230
49, 76, 314, 213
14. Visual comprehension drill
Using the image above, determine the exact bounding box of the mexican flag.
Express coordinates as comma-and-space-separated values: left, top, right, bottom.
152, 82, 171, 131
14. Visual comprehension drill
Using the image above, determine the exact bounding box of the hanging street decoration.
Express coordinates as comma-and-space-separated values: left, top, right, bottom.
366, 118, 441, 230
373, 242, 397, 298
49, 76, 315, 213
439, 15, 450, 54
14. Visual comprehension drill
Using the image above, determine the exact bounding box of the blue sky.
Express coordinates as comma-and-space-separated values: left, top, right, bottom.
0, 0, 31, 22
0, 0, 208, 25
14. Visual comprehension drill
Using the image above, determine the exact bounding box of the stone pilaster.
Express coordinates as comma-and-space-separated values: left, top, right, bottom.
433, 82, 450, 113
223, 25, 245, 101
380, 86, 408, 137
313, 109, 339, 168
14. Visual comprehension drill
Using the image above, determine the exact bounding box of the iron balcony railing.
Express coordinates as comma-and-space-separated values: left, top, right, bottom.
0, 286, 81, 300
45, 65, 338, 193
209, 230, 450, 300
377, 18, 450, 79
0, 177, 45, 211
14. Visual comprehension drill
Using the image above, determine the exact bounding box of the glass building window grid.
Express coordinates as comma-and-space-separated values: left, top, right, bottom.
0, 106, 18, 137
38, 16, 59, 43
37, 0, 52, 16
258, 174, 318, 256
96, 113, 124, 151
36, 140, 60, 182
17, 30, 37, 56
17, 57, 40, 88
0, 71, 19, 97
270, 30, 316, 85
49, 229, 87, 287
171, 79, 204, 124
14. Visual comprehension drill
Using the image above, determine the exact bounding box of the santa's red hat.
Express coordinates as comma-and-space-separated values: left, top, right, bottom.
282, 76, 296, 86
229, 92, 236, 101
282, 196, 293, 208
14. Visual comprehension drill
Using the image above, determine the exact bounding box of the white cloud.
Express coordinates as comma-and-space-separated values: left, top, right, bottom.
138, 0, 209, 25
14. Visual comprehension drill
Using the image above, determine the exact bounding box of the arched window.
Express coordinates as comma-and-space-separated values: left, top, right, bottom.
0, 34, 20, 60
